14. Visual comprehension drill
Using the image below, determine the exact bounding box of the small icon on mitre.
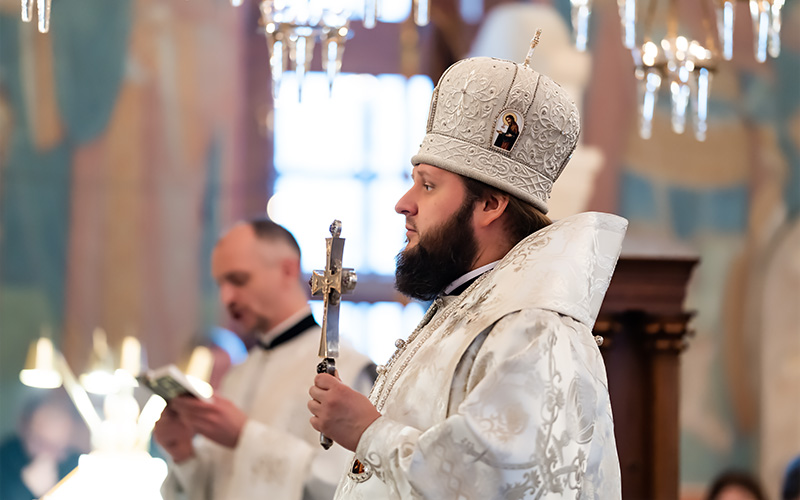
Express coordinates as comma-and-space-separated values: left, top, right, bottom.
493, 110, 522, 151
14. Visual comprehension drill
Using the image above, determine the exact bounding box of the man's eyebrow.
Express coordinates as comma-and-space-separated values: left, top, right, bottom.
412, 169, 430, 182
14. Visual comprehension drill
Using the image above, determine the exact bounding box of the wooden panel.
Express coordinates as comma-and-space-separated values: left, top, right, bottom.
598, 256, 698, 500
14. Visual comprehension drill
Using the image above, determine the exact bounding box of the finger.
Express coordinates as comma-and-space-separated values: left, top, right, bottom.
309, 385, 327, 402
171, 395, 211, 413
314, 372, 339, 389
307, 399, 322, 415
309, 415, 322, 433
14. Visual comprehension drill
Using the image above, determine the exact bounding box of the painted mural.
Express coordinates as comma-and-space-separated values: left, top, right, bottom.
0, 0, 797, 498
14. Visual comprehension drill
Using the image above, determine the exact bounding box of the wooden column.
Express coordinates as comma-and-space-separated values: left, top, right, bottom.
596, 256, 698, 500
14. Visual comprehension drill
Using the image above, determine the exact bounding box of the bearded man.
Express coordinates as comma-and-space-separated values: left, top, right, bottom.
308, 49, 626, 499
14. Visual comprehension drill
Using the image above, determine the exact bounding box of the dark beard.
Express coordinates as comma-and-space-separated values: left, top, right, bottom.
395, 200, 478, 301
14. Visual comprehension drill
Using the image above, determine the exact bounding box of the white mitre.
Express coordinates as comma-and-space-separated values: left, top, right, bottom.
468, 3, 603, 219
412, 46, 581, 213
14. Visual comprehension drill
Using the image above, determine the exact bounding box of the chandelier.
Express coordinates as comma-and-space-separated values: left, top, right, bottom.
233, 0, 432, 100
19, 0, 431, 99
569, 0, 786, 141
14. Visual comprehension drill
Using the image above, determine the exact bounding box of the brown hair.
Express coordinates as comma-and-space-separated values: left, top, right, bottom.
246, 217, 302, 258
461, 176, 552, 246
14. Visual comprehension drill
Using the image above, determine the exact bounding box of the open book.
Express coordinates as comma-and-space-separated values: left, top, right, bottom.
138, 364, 212, 401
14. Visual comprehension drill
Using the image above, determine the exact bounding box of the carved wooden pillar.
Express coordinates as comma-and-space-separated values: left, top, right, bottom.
596, 256, 698, 500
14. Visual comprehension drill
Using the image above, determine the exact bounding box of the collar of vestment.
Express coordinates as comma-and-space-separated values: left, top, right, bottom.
484, 212, 628, 328
443, 261, 499, 296
434, 212, 628, 330
256, 307, 318, 350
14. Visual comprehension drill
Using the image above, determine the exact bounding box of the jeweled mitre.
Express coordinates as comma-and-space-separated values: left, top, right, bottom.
411, 55, 580, 214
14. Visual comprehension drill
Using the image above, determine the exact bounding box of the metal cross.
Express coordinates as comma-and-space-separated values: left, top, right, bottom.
309, 219, 357, 449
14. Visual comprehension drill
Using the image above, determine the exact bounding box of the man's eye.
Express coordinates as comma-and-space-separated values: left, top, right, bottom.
423, 184, 433, 191
229, 274, 249, 286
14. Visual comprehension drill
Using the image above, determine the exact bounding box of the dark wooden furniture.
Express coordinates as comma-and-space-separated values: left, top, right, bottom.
596, 255, 699, 500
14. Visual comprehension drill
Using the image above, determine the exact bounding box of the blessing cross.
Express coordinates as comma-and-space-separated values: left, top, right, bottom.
309, 219, 357, 449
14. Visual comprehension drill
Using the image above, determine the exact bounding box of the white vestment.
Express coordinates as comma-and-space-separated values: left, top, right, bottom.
335, 212, 627, 500
160, 316, 375, 500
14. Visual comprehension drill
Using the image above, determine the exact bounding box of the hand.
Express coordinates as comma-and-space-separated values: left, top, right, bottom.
169, 395, 247, 448
308, 373, 381, 452
153, 406, 196, 463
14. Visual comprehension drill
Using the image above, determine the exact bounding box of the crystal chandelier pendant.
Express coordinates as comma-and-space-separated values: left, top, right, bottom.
264, 26, 287, 101
287, 31, 316, 101
363, 0, 380, 29
690, 66, 713, 141
413, 0, 431, 27
687, 40, 714, 141
634, 40, 664, 140
321, 28, 348, 94
635, 66, 663, 140
662, 37, 692, 135
570, 0, 592, 52
21, 0, 34, 23
769, 0, 784, 58
717, 0, 736, 60
618, 0, 637, 50
751, 0, 771, 62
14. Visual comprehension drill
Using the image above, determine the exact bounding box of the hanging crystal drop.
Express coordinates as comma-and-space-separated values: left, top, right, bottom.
21, 0, 34, 23
618, 0, 636, 50
691, 67, 712, 142
570, 0, 591, 52
321, 32, 346, 96
717, 0, 736, 60
36, 0, 51, 33
670, 77, 690, 135
750, 0, 770, 62
265, 32, 286, 101
286, 33, 313, 102
636, 66, 662, 140
768, 0, 784, 59
363, 0, 378, 29
413, 0, 430, 26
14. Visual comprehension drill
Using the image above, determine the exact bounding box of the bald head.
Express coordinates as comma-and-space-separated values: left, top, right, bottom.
211, 220, 308, 335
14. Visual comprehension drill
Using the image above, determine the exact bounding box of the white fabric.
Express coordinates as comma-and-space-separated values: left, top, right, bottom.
443, 260, 498, 295
335, 212, 627, 500
160, 324, 375, 500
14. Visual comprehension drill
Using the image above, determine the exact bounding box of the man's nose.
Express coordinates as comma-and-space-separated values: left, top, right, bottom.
395, 188, 416, 215
219, 284, 235, 306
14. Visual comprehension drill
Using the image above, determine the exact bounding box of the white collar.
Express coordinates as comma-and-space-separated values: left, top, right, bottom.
443, 261, 499, 295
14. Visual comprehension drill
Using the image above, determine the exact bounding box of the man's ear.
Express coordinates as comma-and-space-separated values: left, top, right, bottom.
473, 192, 509, 228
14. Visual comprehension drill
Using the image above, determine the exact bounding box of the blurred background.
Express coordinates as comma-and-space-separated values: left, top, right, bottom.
0, 0, 798, 498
